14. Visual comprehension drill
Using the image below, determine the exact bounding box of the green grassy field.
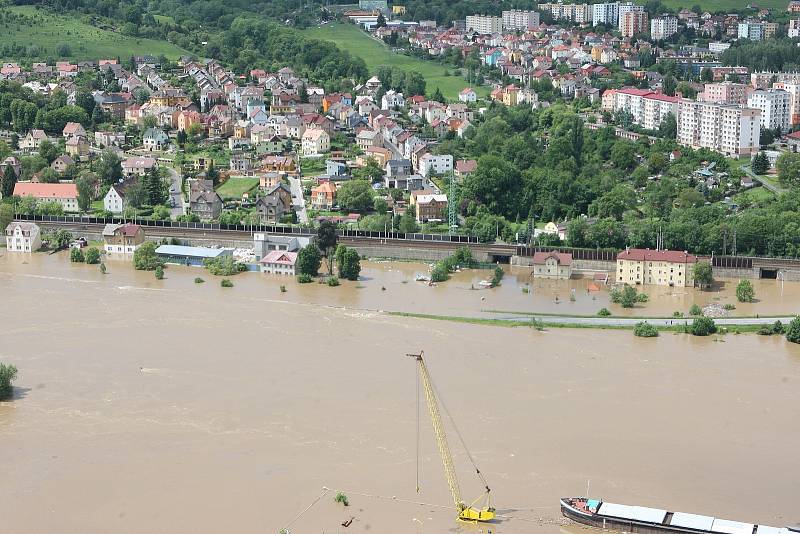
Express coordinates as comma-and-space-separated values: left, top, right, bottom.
0, 6, 187, 60
734, 186, 776, 203
303, 23, 488, 100
216, 177, 260, 200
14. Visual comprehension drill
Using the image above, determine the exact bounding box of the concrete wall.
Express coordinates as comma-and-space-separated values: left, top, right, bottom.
349, 242, 492, 262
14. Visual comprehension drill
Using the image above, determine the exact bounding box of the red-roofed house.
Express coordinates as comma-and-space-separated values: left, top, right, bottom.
259, 250, 298, 275
13, 182, 79, 212
532, 252, 573, 279
102, 223, 145, 254
613, 87, 681, 130
616, 248, 699, 287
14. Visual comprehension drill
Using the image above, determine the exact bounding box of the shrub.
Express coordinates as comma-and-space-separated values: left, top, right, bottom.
610, 285, 639, 308
689, 304, 703, 316
70, 247, 84, 263
636, 292, 649, 303
786, 316, 800, 343
773, 320, 784, 334
327, 276, 340, 287
522, 287, 529, 294
335, 492, 349, 506
430, 263, 449, 282
155, 265, 164, 280
634, 321, 659, 337
598, 308, 611, 317
221, 279, 233, 288
690, 316, 717, 336
723, 303, 736, 310
757, 326, 774, 336
489, 266, 504, 287
133, 242, 163, 271
204, 256, 247, 276
280, 285, 287, 293
99, 262, 106, 274
84, 247, 101, 264
194, 277, 205, 284
297, 244, 322, 276
0, 362, 17, 400
672, 311, 683, 318
736, 279, 755, 303
297, 273, 313, 283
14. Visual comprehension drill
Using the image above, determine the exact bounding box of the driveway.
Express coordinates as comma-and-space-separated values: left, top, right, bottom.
288, 175, 309, 224
165, 166, 185, 218
740, 164, 786, 194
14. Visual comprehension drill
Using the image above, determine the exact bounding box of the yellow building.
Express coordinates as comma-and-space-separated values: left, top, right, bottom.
392, 5, 406, 14
616, 249, 698, 287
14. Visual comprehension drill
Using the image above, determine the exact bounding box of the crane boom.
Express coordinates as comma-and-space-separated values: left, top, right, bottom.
407, 352, 495, 523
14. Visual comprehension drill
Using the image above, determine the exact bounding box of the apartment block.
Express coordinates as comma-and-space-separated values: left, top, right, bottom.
617, 2, 644, 31
592, 2, 619, 26
773, 82, 800, 125
650, 16, 678, 40
677, 100, 761, 158
789, 19, 800, 38
616, 249, 698, 287
738, 22, 764, 41
538, 3, 592, 23
466, 14, 502, 34
752, 71, 800, 89
699, 82, 751, 105
620, 11, 648, 37
502, 10, 540, 30
746, 88, 790, 131
613, 88, 680, 130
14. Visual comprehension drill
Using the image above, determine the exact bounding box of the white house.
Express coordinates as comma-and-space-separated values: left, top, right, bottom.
259, 250, 297, 275
418, 153, 453, 177
121, 156, 157, 177
381, 90, 405, 110
301, 128, 330, 156
103, 183, 128, 214
143, 128, 170, 151
5, 222, 41, 252
459, 87, 477, 103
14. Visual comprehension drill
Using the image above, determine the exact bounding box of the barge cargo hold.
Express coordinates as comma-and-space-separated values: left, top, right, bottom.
561, 497, 797, 534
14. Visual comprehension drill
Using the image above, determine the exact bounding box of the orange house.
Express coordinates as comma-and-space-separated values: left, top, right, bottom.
177, 110, 202, 132
311, 181, 337, 210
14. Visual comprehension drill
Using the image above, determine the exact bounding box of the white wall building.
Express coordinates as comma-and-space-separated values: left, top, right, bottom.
617, 2, 644, 31
592, 2, 619, 26
103, 184, 127, 214
650, 16, 678, 40
614, 88, 680, 130
773, 82, 800, 126
747, 88, 790, 132
501, 10, 540, 30
789, 19, 800, 38
465, 15, 502, 34
738, 22, 764, 41
677, 100, 761, 158
538, 3, 591, 23
381, 90, 405, 110
5, 222, 41, 252
418, 153, 453, 177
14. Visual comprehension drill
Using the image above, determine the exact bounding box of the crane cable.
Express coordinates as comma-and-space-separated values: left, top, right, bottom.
280, 487, 330, 531
424, 363, 491, 495
416, 359, 421, 493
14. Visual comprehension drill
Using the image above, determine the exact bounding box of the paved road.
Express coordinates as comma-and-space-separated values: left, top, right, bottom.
740, 164, 786, 194
165, 166, 185, 218
487, 314, 794, 327
288, 175, 309, 224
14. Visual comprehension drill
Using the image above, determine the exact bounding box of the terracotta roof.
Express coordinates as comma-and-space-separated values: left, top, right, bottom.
455, 159, 477, 173
532, 251, 573, 266
14, 182, 77, 199
259, 250, 297, 265
617, 248, 698, 263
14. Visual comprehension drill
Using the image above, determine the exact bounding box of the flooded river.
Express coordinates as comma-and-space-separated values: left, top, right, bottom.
1, 252, 799, 534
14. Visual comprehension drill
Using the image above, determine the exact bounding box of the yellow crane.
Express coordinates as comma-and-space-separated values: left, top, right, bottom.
407, 351, 495, 523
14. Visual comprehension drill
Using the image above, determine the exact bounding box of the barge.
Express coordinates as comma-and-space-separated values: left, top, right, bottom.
561, 497, 797, 534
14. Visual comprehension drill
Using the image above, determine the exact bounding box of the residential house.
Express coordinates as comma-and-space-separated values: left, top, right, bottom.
5, 222, 41, 252
418, 153, 453, 177
94, 131, 125, 148
177, 110, 202, 132
259, 250, 298, 275
102, 223, 145, 254
256, 183, 293, 223
122, 157, 157, 177
410, 192, 448, 222
20, 129, 48, 152
13, 182, 79, 212
459, 87, 477, 103
143, 128, 170, 151
189, 189, 224, 221
103, 181, 136, 214
311, 181, 337, 210
65, 136, 90, 159
51, 155, 74, 173
531, 252, 573, 279
62, 122, 86, 140
301, 128, 330, 156
616, 248, 698, 287
253, 233, 301, 259
454, 159, 477, 179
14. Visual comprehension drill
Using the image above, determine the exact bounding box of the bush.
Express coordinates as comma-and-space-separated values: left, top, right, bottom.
70, 247, 84, 263
430, 263, 449, 282
689, 304, 703, 316
634, 321, 659, 337
133, 242, 163, 271
327, 276, 340, 287
99, 262, 106, 274
490, 266, 504, 287
772, 320, 784, 334
598, 308, 611, 317
280, 285, 287, 293
194, 277, 205, 283
221, 279, 233, 288
334, 492, 349, 506
0, 362, 17, 400
297, 244, 322, 276
672, 311, 683, 318
297, 273, 313, 283
636, 292, 649, 303
786, 316, 800, 343
723, 303, 736, 310
757, 326, 774, 336
690, 316, 717, 336
736, 279, 755, 303
84, 247, 101, 264
155, 265, 164, 280
204, 256, 247, 276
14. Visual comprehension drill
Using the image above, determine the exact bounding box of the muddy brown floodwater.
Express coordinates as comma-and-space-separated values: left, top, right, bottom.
1, 252, 799, 534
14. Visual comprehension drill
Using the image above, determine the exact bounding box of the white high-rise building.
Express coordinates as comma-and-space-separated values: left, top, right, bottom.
466, 14, 502, 34
539, 3, 592, 23
738, 22, 764, 41
747, 88, 791, 132
650, 16, 678, 40
773, 81, 800, 125
789, 19, 800, 38
677, 100, 761, 158
613, 88, 680, 131
592, 2, 619, 26
617, 2, 644, 31
502, 10, 540, 30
